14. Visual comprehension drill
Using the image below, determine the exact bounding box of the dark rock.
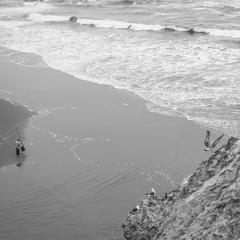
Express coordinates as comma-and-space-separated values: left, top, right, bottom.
123, 137, 240, 239
69, 16, 78, 23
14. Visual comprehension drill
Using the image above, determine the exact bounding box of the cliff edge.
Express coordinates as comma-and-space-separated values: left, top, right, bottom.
122, 137, 240, 240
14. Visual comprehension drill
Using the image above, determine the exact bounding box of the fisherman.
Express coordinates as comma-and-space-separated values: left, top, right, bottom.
204, 130, 224, 151
15, 125, 26, 153
21, 142, 26, 152
15, 138, 22, 156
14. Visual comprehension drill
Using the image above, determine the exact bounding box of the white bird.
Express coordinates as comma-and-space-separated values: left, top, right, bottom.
129, 205, 140, 214
146, 188, 156, 196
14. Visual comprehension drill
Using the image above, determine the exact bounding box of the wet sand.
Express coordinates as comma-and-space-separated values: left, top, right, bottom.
0, 60, 209, 240
0, 98, 34, 168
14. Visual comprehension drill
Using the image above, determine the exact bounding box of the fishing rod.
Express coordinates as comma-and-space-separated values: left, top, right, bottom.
15, 125, 21, 141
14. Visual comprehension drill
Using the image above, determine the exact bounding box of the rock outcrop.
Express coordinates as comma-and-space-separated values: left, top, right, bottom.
122, 137, 240, 240
69, 16, 78, 23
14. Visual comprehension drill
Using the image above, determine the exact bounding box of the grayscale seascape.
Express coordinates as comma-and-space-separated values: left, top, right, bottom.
0, 0, 239, 239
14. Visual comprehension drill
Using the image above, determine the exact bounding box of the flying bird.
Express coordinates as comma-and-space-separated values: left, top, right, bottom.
204, 130, 223, 151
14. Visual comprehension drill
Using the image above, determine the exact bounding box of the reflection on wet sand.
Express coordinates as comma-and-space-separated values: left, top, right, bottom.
0, 98, 35, 169
0, 61, 207, 240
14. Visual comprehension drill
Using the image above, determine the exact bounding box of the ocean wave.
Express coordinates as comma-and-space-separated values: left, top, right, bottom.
76, 19, 210, 36
195, 27, 240, 38
0, 0, 23, 6
26, 13, 240, 39
1, 17, 240, 137
27, 13, 66, 23
77, 21, 240, 39
221, 5, 240, 12
28, 0, 147, 6
0, 2, 54, 20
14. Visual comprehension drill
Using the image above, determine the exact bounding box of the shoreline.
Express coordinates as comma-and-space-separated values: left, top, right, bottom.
0, 98, 35, 168
0, 46, 216, 133
0, 46, 150, 110
0, 59, 209, 240
0, 46, 232, 138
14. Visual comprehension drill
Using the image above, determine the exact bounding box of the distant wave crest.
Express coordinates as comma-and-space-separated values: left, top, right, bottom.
27, 13, 240, 39
27, 13, 66, 23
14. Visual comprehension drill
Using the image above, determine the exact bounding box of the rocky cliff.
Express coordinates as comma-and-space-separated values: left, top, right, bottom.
122, 137, 240, 240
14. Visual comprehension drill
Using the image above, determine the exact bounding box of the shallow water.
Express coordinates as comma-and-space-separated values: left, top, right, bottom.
0, 0, 240, 136
0, 60, 209, 240
0, 1, 237, 239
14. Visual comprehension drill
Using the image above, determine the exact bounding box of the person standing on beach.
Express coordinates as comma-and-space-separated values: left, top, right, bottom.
15, 139, 22, 155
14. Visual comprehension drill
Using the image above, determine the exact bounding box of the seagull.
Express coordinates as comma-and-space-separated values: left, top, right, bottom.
204, 130, 224, 151
129, 205, 140, 214
146, 188, 156, 196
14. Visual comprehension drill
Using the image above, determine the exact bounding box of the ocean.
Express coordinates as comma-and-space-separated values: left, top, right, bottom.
1, 0, 240, 136
0, 1, 240, 240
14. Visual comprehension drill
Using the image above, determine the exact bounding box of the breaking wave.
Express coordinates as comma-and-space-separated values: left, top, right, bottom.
27, 13, 240, 39
28, 13, 66, 23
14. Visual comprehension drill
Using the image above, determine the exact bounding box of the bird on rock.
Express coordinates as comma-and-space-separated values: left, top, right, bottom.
146, 188, 156, 197
129, 205, 140, 214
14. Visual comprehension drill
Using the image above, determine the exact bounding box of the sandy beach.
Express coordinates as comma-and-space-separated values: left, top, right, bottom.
0, 98, 34, 168
0, 59, 209, 240
0, 1, 238, 238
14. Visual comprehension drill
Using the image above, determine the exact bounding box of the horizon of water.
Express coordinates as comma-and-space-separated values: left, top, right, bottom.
1, 1, 240, 136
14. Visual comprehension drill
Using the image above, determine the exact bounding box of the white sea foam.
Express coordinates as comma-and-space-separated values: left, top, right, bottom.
1, 6, 240, 136
0, 2, 53, 18
24, 13, 240, 39
25, 13, 189, 33
1, 19, 240, 137
26, 14, 165, 31
195, 27, 240, 38
201, 1, 220, 7
78, 20, 240, 38
78, 18, 131, 28
28, 13, 67, 23
0, 20, 32, 28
